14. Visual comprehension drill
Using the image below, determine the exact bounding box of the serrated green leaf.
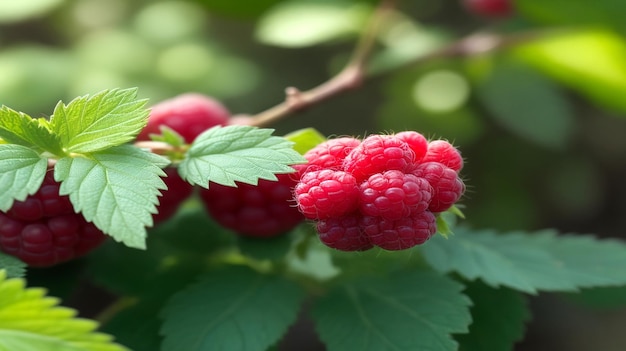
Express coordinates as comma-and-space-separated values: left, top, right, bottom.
0, 106, 63, 154
421, 227, 626, 294
0, 144, 48, 211
457, 282, 530, 351
0, 255, 26, 278
50, 88, 149, 153
160, 265, 305, 351
55, 145, 168, 249
311, 269, 472, 351
180, 125, 306, 188
0, 270, 129, 351
283, 127, 327, 154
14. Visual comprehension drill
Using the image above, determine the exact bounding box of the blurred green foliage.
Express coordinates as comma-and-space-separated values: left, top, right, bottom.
3, 1, 626, 348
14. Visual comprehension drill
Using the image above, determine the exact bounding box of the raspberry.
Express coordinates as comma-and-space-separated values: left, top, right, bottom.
316, 212, 373, 251
394, 131, 428, 163
413, 162, 465, 213
293, 137, 362, 177
200, 173, 303, 237
0, 172, 107, 267
342, 135, 415, 182
153, 168, 194, 225
361, 211, 437, 250
294, 169, 359, 220
137, 93, 230, 143
359, 170, 432, 220
462, 0, 513, 18
421, 140, 463, 172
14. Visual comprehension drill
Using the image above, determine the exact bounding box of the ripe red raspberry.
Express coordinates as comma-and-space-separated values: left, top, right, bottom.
421, 140, 463, 172
200, 173, 303, 237
293, 137, 361, 177
413, 162, 465, 213
359, 170, 432, 220
462, 0, 513, 18
395, 131, 428, 163
136, 93, 230, 143
316, 212, 373, 251
361, 210, 437, 250
0, 172, 107, 267
153, 168, 194, 225
342, 135, 415, 182
294, 169, 359, 220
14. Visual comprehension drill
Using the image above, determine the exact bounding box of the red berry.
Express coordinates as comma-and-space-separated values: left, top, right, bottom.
294, 169, 359, 220
421, 140, 463, 172
413, 162, 465, 213
463, 0, 513, 18
359, 170, 432, 220
293, 137, 361, 177
395, 131, 428, 163
137, 93, 230, 143
0, 172, 107, 267
200, 173, 303, 237
153, 168, 194, 225
316, 212, 373, 251
361, 210, 437, 250
342, 135, 415, 182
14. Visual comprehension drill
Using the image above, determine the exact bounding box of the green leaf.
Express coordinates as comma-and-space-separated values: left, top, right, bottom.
0, 144, 47, 211
283, 127, 327, 154
101, 298, 163, 351
50, 88, 149, 153
514, 30, 626, 114
0, 106, 62, 154
421, 227, 626, 294
477, 62, 574, 149
311, 269, 472, 351
237, 234, 293, 262
160, 266, 305, 351
0, 255, 26, 278
0, 270, 129, 351
150, 126, 186, 147
55, 145, 169, 249
255, 2, 370, 48
457, 282, 530, 351
179, 125, 305, 188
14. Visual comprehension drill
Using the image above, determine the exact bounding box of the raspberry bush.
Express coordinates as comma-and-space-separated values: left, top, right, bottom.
2, 1, 626, 351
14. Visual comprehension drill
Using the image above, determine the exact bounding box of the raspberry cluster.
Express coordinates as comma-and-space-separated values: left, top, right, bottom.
294, 132, 465, 251
0, 172, 108, 267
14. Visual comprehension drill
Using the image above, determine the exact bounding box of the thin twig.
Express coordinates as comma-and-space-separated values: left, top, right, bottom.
249, 0, 396, 127
247, 5, 557, 128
